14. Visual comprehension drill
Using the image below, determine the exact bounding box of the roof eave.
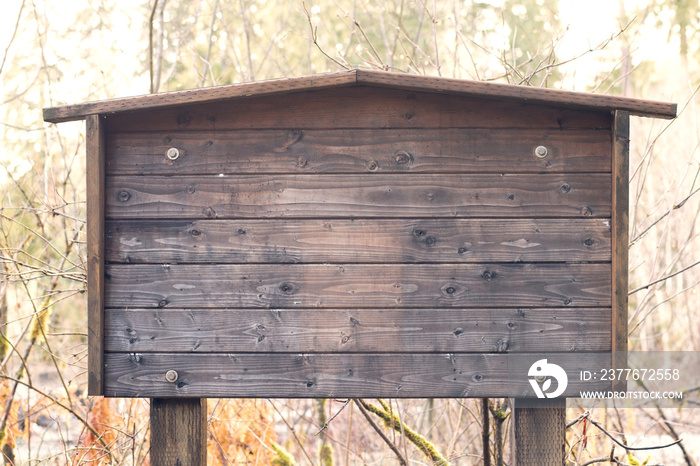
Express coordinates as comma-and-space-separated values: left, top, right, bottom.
42, 69, 677, 124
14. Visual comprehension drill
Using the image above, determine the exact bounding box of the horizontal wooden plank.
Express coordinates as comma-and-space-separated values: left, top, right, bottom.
105, 218, 612, 264
105, 128, 612, 175
104, 263, 612, 309
102, 352, 613, 398
104, 87, 612, 132
104, 308, 612, 353
105, 174, 611, 219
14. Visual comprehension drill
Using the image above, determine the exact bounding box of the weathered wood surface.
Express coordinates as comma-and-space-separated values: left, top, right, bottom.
104, 263, 612, 309
102, 352, 612, 398
356, 70, 676, 120
105, 88, 613, 132
86, 115, 105, 396
512, 398, 566, 465
105, 218, 612, 264
105, 174, 611, 219
150, 398, 207, 466
45, 71, 357, 123
105, 128, 612, 175
43, 69, 676, 124
612, 110, 630, 391
104, 308, 612, 353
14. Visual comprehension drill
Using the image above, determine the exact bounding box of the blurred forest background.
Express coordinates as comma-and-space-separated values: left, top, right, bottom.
1, 0, 699, 464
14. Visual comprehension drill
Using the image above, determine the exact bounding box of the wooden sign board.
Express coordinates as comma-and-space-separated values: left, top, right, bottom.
43, 70, 676, 398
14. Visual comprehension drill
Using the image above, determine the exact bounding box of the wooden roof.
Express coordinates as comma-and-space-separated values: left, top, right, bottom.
43, 69, 677, 123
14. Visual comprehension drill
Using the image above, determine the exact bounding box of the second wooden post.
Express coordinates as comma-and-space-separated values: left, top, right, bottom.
151, 398, 207, 466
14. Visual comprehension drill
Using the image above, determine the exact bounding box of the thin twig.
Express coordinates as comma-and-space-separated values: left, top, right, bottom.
267, 399, 318, 466
200, 0, 220, 87
630, 182, 700, 246
0, 0, 25, 76
301, 2, 349, 70
586, 417, 682, 451
148, 0, 158, 93
650, 403, 698, 466
628, 259, 700, 295
0, 375, 114, 463
315, 398, 350, 435
353, 399, 407, 466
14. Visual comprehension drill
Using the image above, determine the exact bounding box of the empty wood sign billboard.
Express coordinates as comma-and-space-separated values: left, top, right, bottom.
43, 70, 676, 398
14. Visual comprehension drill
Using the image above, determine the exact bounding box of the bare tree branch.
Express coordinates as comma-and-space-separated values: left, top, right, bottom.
0, 0, 25, 76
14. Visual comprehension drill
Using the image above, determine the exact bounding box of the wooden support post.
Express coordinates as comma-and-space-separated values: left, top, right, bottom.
511, 398, 566, 466
151, 398, 207, 466
85, 114, 105, 396
612, 110, 630, 392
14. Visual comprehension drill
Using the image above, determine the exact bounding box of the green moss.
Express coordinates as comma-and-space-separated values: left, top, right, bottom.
320, 443, 334, 466
0, 333, 8, 361
271, 441, 296, 466
360, 400, 449, 465
316, 398, 327, 427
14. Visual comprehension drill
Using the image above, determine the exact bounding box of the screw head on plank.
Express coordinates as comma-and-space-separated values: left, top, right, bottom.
166, 147, 180, 160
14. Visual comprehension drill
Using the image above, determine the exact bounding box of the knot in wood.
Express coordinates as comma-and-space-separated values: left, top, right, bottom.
190, 229, 201, 237
394, 150, 412, 165
287, 129, 303, 142
279, 283, 296, 294
583, 237, 595, 247
445, 286, 457, 295
458, 246, 469, 254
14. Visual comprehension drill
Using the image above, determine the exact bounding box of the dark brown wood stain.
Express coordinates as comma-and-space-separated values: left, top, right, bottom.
74, 83, 632, 398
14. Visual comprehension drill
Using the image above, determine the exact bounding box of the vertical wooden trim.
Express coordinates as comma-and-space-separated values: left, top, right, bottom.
511, 398, 566, 465
612, 110, 630, 390
86, 114, 105, 396
151, 398, 208, 466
